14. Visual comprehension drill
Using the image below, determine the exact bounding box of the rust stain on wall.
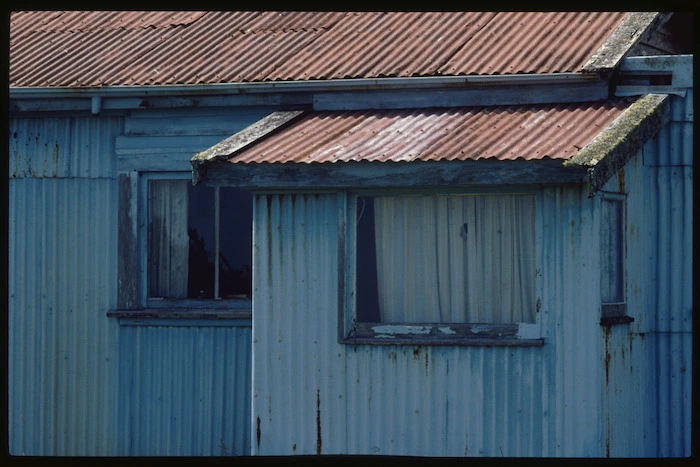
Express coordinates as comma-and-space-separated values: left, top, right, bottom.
316, 389, 322, 455
615, 167, 626, 192
256, 416, 261, 451
603, 325, 611, 387
413, 346, 421, 360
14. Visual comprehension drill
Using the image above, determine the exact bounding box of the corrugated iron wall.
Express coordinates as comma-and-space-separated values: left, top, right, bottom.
9, 116, 119, 178
8, 116, 122, 455
600, 90, 693, 457
252, 95, 693, 455
116, 324, 252, 456
8, 109, 260, 456
647, 92, 692, 458
252, 193, 347, 456
252, 186, 608, 457
538, 184, 604, 457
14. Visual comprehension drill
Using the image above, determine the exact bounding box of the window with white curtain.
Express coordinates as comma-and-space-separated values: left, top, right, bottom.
348, 191, 541, 345
147, 178, 253, 304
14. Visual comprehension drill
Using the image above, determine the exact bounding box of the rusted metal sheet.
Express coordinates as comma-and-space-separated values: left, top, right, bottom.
9, 115, 121, 178
10, 11, 630, 87
226, 100, 631, 164
442, 12, 627, 75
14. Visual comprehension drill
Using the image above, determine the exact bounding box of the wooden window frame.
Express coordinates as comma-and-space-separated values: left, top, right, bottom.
338, 187, 545, 346
110, 171, 252, 321
599, 192, 633, 326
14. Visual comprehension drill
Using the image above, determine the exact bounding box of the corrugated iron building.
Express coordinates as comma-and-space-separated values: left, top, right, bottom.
8, 11, 693, 457
202, 89, 692, 457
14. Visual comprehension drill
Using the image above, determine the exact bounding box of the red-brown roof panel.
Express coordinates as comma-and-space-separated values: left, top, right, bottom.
226, 100, 632, 164
10, 11, 631, 87
439, 11, 628, 75
265, 12, 498, 80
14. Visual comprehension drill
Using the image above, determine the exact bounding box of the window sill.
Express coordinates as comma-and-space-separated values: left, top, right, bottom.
343, 336, 544, 347
107, 308, 252, 326
343, 323, 544, 347
600, 315, 634, 326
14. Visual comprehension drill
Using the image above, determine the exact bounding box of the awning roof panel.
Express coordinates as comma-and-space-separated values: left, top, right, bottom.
225, 100, 633, 164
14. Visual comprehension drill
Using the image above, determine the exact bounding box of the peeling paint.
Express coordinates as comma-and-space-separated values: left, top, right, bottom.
438, 326, 456, 335
371, 325, 431, 335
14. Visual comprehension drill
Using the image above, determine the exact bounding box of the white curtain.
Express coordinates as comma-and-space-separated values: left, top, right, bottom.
148, 180, 189, 299
373, 194, 535, 324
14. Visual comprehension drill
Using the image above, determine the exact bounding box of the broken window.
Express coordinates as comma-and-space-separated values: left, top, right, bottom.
147, 179, 253, 302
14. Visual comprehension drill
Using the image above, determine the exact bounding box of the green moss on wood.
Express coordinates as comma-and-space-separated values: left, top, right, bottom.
564, 93, 670, 195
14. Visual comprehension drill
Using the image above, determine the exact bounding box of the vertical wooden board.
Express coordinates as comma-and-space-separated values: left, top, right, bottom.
117, 172, 140, 310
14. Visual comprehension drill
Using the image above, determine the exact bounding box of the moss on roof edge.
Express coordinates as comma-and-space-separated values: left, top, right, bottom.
564, 93, 670, 196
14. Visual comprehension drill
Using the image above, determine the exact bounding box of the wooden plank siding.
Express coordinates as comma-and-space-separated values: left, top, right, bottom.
199, 159, 588, 191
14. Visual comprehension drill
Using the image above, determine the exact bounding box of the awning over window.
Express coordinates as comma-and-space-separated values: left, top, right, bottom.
192, 94, 669, 194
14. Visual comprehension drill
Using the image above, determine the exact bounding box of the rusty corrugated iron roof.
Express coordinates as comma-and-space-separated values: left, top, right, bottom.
10, 11, 629, 87
224, 100, 632, 164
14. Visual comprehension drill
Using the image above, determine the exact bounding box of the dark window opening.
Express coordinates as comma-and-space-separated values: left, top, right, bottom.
356, 196, 380, 322
148, 180, 252, 300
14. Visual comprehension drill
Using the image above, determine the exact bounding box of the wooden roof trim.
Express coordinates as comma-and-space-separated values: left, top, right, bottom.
582, 12, 661, 75
191, 110, 305, 185
564, 93, 670, 196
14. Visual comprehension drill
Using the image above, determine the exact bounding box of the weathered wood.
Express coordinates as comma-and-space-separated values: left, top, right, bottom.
192, 111, 305, 161
192, 110, 305, 185
582, 12, 660, 74
107, 309, 252, 320
565, 93, 670, 196
599, 315, 635, 326
116, 134, 228, 154
199, 159, 587, 190
313, 82, 608, 111
123, 107, 275, 136
117, 152, 196, 172
615, 54, 693, 98
344, 322, 544, 346
337, 192, 349, 344
117, 172, 140, 310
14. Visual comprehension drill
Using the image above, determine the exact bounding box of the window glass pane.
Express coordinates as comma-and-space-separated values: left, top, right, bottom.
356, 197, 380, 322
218, 187, 253, 299
356, 194, 536, 324
186, 184, 216, 299
148, 180, 253, 301
601, 198, 624, 304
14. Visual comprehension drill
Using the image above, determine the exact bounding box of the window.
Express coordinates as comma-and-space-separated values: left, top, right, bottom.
343, 191, 543, 345
112, 171, 253, 320
600, 194, 630, 323
147, 178, 253, 303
